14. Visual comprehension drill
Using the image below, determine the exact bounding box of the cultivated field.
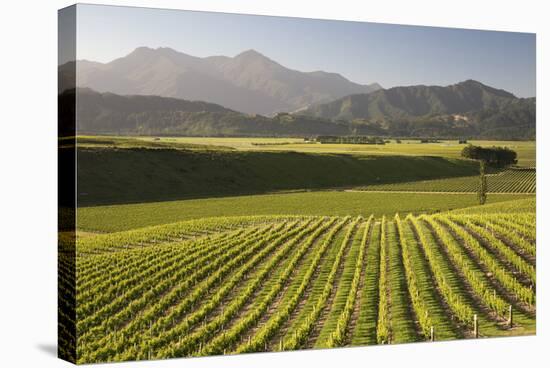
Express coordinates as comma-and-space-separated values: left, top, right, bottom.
76, 192, 531, 232
63, 198, 536, 363
355, 168, 536, 194
129, 137, 536, 167
64, 135, 536, 363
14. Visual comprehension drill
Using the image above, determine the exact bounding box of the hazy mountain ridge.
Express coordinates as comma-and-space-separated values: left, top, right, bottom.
61, 47, 380, 115
61, 86, 535, 140
61, 88, 375, 137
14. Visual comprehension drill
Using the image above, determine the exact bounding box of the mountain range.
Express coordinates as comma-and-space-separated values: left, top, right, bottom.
299, 79, 535, 139
301, 80, 522, 120
59, 47, 380, 116
61, 82, 535, 140
58, 47, 535, 140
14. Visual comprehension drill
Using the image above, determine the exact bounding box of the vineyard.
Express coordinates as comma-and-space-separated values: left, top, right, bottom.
62, 206, 536, 363
354, 168, 536, 193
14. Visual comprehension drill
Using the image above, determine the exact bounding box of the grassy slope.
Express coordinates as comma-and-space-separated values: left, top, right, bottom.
77, 192, 530, 232
77, 146, 478, 206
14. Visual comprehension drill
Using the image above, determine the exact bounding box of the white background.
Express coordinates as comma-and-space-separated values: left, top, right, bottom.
0, 0, 547, 367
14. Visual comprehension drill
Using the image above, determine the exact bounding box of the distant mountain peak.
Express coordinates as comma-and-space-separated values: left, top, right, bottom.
458, 78, 483, 85
235, 49, 268, 58
66, 46, 381, 115
129, 46, 155, 55
453, 79, 516, 98
233, 49, 277, 64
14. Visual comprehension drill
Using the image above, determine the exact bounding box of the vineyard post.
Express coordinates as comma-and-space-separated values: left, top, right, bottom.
430, 326, 435, 342
473, 314, 479, 338
279, 338, 283, 351
508, 305, 513, 328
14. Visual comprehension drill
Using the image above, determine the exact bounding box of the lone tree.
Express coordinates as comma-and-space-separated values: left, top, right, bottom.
461, 144, 518, 205
461, 144, 517, 167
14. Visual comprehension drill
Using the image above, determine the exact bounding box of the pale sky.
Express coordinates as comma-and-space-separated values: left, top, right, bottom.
71, 4, 536, 97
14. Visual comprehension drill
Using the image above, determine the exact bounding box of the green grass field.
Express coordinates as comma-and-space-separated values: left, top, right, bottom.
76, 139, 479, 206
76, 191, 531, 232
130, 136, 536, 167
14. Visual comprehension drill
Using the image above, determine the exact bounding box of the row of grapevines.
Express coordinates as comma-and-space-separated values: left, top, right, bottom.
488, 216, 536, 244
77, 223, 283, 342
377, 216, 391, 343
77, 227, 262, 315
283, 217, 361, 350
386, 219, 418, 343
465, 216, 535, 258
198, 218, 342, 356
77, 215, 292, 256
76, 225, 243, 287
449, 216, 536, 283
327, 216, 373, 346
395, 214, 432, 339
434, 215, 535, 306
350, 222, 381, 345
77, 226, 259, 301
408, 216, 475, 326
151, 218, 339, 359
235, 218, 351, 353
80, 220, 307, 362
502, 213, 536, 230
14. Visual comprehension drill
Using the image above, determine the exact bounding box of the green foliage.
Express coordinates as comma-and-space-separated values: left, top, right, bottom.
461, 144, 518, 167
69, 210, 535, 364
284, 218, 360, 350
376, 216, 391, 344
395, 214, 433, 339
449, 216, 536, 284
316, 135, 386, 144
436, 215, 535, 305
350, 222, 382, 345
326, 217, 373, 347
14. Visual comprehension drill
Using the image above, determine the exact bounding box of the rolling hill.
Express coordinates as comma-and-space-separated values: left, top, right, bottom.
61, 84, 535, 139
300, 80, 535, 139
61, 88, 376, 137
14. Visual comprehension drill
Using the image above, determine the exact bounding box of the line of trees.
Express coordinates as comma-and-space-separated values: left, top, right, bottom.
316, 136, 387, 144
